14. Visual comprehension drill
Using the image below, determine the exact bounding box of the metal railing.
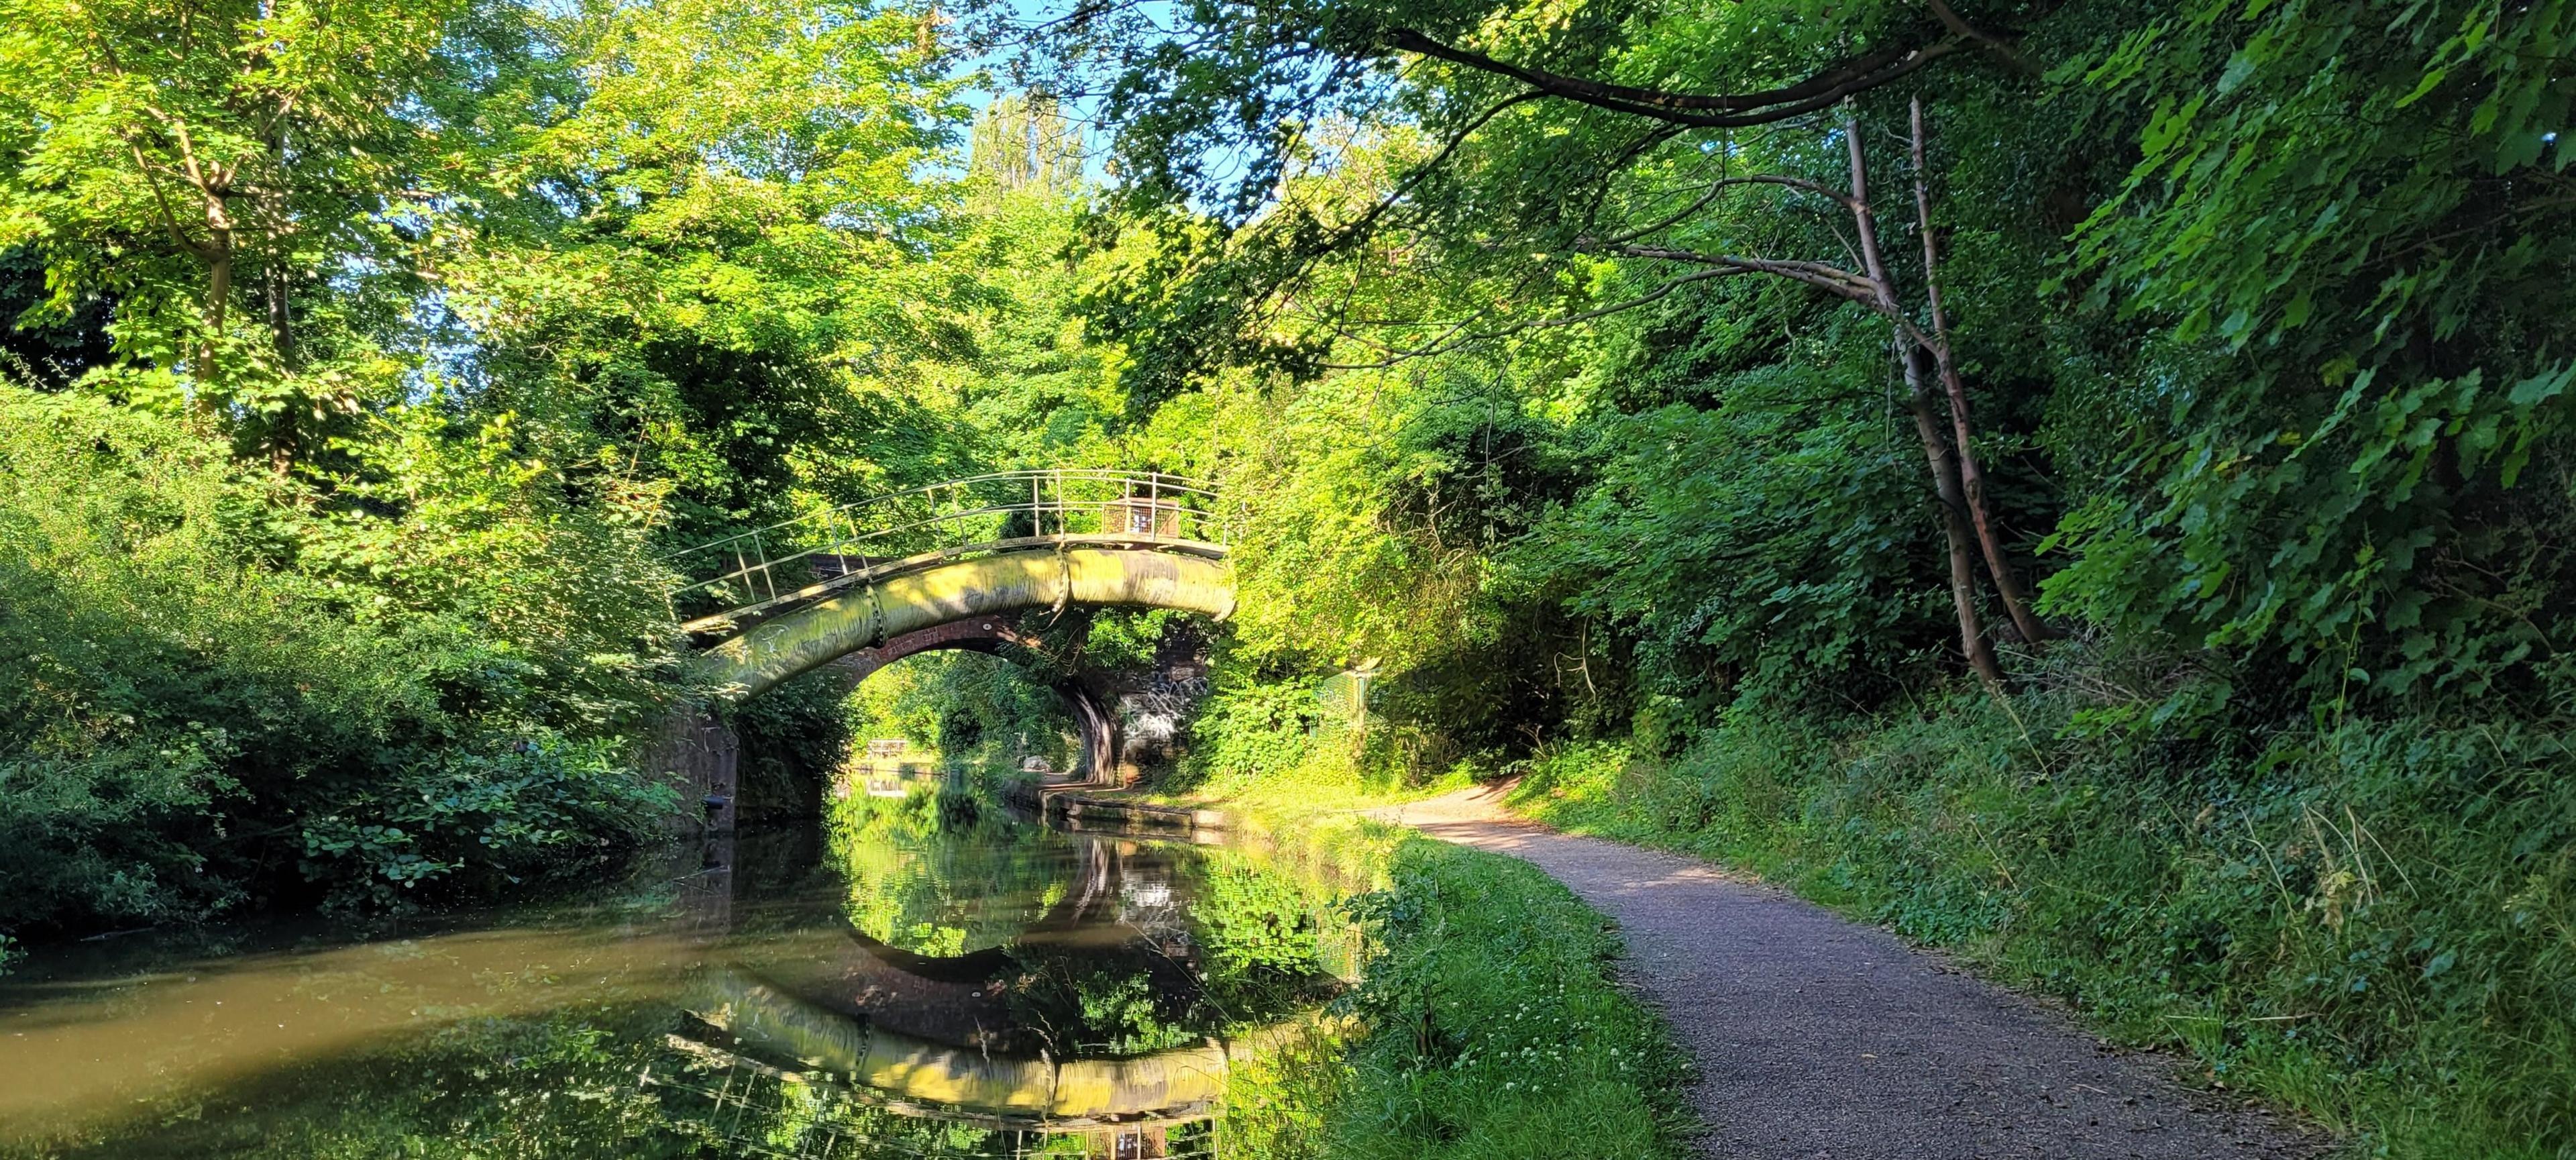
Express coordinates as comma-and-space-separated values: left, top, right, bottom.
666, 470, 1226, 633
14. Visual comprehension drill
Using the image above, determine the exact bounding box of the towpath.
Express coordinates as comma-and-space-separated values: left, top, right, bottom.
1364, 783, 2325, 1160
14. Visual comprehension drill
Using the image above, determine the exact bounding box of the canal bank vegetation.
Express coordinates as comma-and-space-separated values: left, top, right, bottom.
1513, 706, 2576, 1157
7, 0, 2576, 1155
0, 380, 680, 931
1043, 2, 2576, 1157
1316, 837, 1691, 1160
814, 777, 1692, 1159
0, 0, 1132, 939
1193, 807, 1689, 1160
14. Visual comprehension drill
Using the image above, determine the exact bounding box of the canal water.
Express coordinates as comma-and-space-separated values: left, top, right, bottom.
0, 792, 1358, 1159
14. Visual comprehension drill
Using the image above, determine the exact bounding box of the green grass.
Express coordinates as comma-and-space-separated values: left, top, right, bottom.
1328, 837, 1693, 1159
1508, 696, 2576, 1160
1218, 825, 1692, 1160
1135, 727, 1481, 816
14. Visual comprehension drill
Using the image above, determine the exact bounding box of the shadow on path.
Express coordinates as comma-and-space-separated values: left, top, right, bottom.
1366, 784, 2328, 1160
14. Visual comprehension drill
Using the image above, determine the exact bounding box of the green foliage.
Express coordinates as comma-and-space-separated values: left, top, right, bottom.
1326, 837, 1688, 1159
0, 0, 1062, 936
728, 667, 862, 816
1184, 677, 1330, 786
1506, 379, 1947, 709
297, 736, 674, 908
1065, 16, 2576, 1155
0, 0, 554, 464
451, 0, 985, 543
839, 650, 1077, 772
1081, 607, 1179, 670
11, 2, 2576, 1152
2041, 0, 2576, 706
0, 373, 671, 930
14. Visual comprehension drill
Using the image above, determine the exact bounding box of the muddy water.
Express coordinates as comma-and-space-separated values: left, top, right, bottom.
0, 796, 1355, 1159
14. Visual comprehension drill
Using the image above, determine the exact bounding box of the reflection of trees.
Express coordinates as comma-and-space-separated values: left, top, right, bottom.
14, 1000, 1212, 1159
828, 799, 1346, 1059
831, 792, 1080, 957
18, 812, 1348, 1159
645, 1033, 1221, 1158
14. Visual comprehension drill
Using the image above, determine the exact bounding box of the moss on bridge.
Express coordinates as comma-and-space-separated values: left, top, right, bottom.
689, 547, 1235, 700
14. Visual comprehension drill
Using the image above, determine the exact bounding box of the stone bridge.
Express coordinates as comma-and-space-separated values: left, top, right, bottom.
651, 471, 1235, 829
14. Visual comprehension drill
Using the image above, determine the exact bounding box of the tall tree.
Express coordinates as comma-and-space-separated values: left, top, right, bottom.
0, 0, 496, 466
1016, 0, 2046, 681
441, 0, 983, 541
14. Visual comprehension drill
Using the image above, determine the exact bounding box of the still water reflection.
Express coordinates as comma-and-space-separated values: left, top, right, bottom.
0, 794, 1354, 1159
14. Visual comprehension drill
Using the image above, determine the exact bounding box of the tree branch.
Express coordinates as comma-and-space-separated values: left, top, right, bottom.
1612, 244, 1883, 305
126, 139, 212, 260
1924, 0, 2033, 72
1322, 88, 1548, 248
1589, 174, 1860, 248
1318, 266, 1748, 368
1384, 28, 1964, 128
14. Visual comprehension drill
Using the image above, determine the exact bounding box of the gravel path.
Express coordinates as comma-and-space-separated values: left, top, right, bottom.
1365, 783, 2328, 1160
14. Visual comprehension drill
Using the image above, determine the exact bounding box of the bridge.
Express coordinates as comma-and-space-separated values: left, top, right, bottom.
654, 470, 1236, 810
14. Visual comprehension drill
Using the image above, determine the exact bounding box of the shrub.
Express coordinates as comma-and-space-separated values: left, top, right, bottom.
0, 385, 676, 933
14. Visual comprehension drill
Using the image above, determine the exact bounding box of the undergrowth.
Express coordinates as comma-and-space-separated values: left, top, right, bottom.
1510, 693, 2576, 1160
1328, 838, 1692, 1159
1183, 778, 1690, 1160
1150, 676, 1481, 813
1217, 819, 1691, 1160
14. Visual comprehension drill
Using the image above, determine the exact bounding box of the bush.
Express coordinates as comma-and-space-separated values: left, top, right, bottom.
0, 386, 676, 933
297, 736, 677, 910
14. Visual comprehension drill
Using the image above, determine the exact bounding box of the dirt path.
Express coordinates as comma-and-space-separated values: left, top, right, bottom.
1365, 783, 2326, 1160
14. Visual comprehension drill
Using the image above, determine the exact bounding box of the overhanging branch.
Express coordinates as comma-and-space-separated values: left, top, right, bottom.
1384, 28, 1964, 128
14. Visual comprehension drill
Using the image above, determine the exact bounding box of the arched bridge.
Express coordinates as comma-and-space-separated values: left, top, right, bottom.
669, 470, 1236, 701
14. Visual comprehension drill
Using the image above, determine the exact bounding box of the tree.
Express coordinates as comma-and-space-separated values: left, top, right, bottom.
1574, 103, 2045, 682
1017, 0, 2044, 682
0, 0, 495, 466
442, 0, 985, 541
969, 92, 1085, 194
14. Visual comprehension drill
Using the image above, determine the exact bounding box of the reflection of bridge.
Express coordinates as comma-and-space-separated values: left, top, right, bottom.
651, 829, 1347, 1159
651, 472, 1237, 825
683, 967, 1293, 1128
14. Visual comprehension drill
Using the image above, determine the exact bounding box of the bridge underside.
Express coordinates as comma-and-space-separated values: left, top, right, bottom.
689, 547, 1236, 702
811, 619, 1115, 785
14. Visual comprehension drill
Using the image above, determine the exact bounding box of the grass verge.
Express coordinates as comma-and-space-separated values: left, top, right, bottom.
1507, 694, 2575, 1160
1212, 808, 1692, 1160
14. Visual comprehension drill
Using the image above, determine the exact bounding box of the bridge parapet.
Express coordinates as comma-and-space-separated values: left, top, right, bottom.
667, 470, 1227, 638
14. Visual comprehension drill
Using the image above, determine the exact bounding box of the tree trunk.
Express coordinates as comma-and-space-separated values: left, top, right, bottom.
1902, 344, 2006, 688
265, 262, 292, 367
1923, 341, 2045, 642
264, 260, 298, 474
201, 233, 231, 392
1847, 117, 2004, 688
265, 119, 294, 370
1909, 97, 2049, 644
262, 117, 299, 474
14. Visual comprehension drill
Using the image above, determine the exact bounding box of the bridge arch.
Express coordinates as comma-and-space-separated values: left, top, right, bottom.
806, 617, 1118, 787
655, 472, 1236, 828
688, 546, 1234, 700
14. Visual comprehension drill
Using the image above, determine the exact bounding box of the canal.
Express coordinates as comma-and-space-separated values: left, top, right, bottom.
0, 790, 1358, 1159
